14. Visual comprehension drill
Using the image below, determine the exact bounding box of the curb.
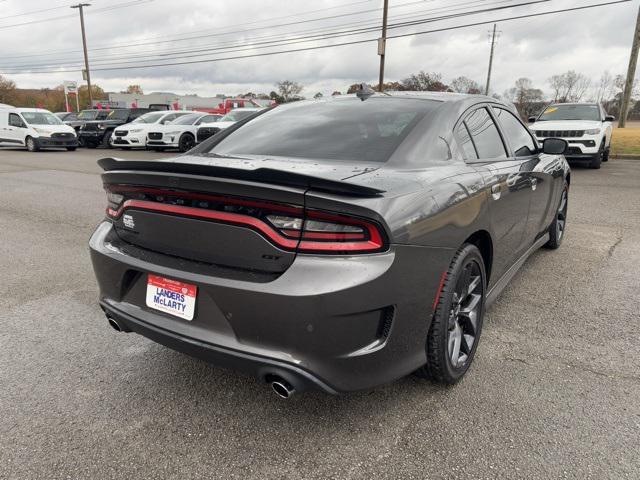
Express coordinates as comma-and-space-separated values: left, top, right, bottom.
610, 154, 640, 160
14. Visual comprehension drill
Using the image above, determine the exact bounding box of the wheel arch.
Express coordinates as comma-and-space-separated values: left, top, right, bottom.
464, 230, 493, 283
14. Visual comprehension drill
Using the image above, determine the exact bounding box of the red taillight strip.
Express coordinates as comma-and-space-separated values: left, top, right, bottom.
110, 200, 299, 249
106, 188, 386, 254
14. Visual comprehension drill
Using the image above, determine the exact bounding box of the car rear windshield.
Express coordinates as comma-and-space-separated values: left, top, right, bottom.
538, 104, 601, 121
206, 98, 437, 163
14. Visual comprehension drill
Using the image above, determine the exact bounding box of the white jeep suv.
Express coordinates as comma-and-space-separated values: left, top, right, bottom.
529, 103, 614, 169
146, 112, 222, 152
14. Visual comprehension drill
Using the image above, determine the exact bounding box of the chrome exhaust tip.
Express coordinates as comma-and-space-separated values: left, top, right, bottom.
107, 317, 122, 332
271, 379, 295, 399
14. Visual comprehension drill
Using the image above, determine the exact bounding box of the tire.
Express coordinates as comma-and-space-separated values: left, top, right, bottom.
590, 142, 604, 169
602, 142, 610, 162
415, 243, 486, 384
102, 130, 113, 149
178, 133, 196, 153
66, 147, 77, 151
544, 181, 568, 249
26, 136, 39, 152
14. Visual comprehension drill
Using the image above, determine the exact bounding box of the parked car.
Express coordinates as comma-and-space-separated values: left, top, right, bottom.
529, 103, 614, 169
196, 107, 263, 143
0, 106, 77, 151
111, 110, 192, 149
146, 112, 222, 152
90, 92, 570, 397
78, 108, 153, 148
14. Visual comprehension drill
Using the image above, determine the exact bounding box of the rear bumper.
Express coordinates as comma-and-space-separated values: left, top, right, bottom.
89, 221, 453, 393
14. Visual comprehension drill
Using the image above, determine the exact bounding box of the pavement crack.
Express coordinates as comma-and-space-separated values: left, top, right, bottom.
607, 233, 623, 258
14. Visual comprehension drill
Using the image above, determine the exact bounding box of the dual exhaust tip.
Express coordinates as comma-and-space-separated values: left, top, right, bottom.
106, 317, 296, 399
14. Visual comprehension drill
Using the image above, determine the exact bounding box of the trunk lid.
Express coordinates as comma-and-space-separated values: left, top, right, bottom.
100, 155, 388, 275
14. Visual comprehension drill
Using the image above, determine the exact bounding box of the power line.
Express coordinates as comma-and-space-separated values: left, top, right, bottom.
0, 0, 153, 30
0, 0, 497, 65
0, 0, 631, 75
0, 0, 550, 71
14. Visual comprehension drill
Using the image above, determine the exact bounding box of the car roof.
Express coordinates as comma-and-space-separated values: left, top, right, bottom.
16, 108, 51, 113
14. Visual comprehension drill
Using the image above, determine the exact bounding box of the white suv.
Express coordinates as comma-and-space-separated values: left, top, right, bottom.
529, 103, 614, 169
111, 110, 192, 149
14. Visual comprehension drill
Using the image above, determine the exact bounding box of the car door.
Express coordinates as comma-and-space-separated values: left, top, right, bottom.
457, 105, 533, 282
5, 113, 28, 145
491, 106, 558, 247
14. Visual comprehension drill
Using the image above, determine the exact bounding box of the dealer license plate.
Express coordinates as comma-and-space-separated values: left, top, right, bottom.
145, 274, 197, 321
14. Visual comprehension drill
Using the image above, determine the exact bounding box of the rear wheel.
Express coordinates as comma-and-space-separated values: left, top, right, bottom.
544, 181, 568, 249
178, 133, 195, 153
26, 136, 39, 152
416, 244, 486, 384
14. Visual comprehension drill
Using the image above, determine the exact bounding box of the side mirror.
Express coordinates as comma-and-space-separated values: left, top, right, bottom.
604, 115, 615, 122
528, 116, 537, 123
542, 138, 568, 155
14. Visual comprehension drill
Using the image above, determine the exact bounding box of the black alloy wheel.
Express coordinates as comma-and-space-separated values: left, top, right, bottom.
545, 181, 568, 249
416, 243, 486, 384
179, 134, 196, 153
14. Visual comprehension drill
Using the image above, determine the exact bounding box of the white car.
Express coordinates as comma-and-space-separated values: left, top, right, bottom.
111, 110, 192, 149
146, 112, 222, 152
195, 107, 264, 143
529, 103, 614, 169
0, 106, 78, 151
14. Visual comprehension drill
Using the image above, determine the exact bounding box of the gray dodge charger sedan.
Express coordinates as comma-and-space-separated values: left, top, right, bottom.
90, 91, 570, 397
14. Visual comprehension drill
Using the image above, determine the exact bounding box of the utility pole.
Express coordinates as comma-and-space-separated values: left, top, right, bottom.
619, 5, 639, 128
485, 24, 498, 96
377, 0, 389, 92
71, 3, 92, 108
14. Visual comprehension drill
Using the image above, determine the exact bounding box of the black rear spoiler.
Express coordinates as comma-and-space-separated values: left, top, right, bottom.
97, 157, 385, 197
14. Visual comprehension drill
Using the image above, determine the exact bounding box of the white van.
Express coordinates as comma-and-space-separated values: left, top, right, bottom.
0, 106, 78, 151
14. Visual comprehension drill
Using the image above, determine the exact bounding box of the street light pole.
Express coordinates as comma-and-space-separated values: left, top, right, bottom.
619, 5, 640, 128
377, 0, 389, 92
71, 3, 92, 108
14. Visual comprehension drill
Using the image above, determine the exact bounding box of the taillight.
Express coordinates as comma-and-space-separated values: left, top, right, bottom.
104, 185, 386, 254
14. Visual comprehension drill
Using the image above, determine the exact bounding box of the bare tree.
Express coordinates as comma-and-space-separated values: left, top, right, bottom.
276, 80, 304, 102
595, 71, 614, 103
504, 77, 545, 118
450, 76, 482, 94
547, 71, 591, 103
401, 71, 450, 92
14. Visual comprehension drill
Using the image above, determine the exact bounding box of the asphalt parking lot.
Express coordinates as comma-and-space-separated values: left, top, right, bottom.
0, 147, 639, 479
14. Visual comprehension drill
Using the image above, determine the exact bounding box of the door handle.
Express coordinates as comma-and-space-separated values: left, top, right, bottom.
530, 178, 538, 191
491, 184, 501, 200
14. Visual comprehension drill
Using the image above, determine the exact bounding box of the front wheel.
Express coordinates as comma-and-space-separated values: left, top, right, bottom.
544, 181, 568, 249
26, 136, 39, 152
102, 130, 113, 149
416, 243, 486, 384
590, 143, 604, 169
178, 133, 195, 153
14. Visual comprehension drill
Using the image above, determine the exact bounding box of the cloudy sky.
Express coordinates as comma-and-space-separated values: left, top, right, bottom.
0, 0, 637, 98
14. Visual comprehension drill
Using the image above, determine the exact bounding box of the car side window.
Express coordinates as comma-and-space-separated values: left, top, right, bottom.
492, 108, 536, 157
465, 107, 507, 160
455, 122, 478, 160
9, 113, 25, 128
